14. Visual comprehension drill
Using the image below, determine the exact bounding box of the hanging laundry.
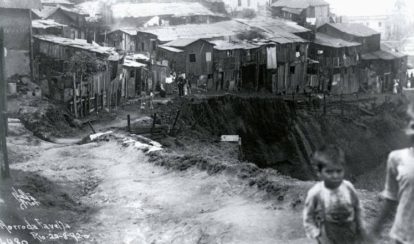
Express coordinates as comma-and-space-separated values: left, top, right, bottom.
266, 46, 277, 69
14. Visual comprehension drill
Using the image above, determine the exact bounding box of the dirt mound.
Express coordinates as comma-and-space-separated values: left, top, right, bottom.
10, 96, 77, 141
154, 95, 409, 191
148, 151, 309, 206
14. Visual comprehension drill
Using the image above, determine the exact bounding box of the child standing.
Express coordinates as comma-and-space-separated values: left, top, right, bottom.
303, 145, 366, 244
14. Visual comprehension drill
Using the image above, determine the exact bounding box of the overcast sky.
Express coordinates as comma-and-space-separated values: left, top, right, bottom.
326, 0, 414, 17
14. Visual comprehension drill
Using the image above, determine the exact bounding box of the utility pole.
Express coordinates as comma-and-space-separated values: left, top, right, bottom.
0, 28, 10, 179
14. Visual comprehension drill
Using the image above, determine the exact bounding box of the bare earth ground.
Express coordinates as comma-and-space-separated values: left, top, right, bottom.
1, 95, 395, 244
4, 120, 311, 244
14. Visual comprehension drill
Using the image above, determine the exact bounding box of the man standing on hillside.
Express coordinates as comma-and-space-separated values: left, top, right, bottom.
371, 103, 414, 244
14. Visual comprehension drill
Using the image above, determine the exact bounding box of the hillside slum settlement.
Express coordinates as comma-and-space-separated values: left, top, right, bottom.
0, 0, 410, 119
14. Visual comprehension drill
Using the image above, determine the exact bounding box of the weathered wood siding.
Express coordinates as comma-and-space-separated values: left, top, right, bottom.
0, 8, 31, 78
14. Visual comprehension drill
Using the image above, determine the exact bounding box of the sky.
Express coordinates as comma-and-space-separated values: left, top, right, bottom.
326, 0, 414, 17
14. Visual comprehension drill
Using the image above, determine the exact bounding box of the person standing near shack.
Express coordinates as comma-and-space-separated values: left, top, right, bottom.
371, 103, 414, 244
177, 74, 184, 97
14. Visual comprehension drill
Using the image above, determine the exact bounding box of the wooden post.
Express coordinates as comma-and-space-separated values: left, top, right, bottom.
323, 92, 326, 115
101, 90, 104, 110
127, 114, 131, 132
340, 93, 344, 116
87, 121, 96, 134
73, 73, 78, 118
170, 110, 181, 135
238, 136, 244, 161
0, 28, 10, 179
151, 113, 157, 135
95, 93, 98, 113
80, 75, 83, 117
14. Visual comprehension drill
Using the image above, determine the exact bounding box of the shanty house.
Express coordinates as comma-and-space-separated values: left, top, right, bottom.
75, 1, 110, 43
317, 23, 381, 53
32, 6, 88, 39
0, 0, 41, 79
109, 2, 226, 28
360, 45, 407, 93
235, 17, 314, 41
32, 19, 67, 36
239, 18, 310, 93
121, 58, 147, 99
222, 0, 271, 12
158, 39, 215, 89
271, 0, 330, 27
267, 33, 309, 94
32, 35, 120, 118
309, 33, 362, 94
209, 40, 259, 91
105, 29, 137, 53
136, 20, 251, 60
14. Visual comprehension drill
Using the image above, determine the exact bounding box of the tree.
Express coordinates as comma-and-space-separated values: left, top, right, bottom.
66, 51, 107, 118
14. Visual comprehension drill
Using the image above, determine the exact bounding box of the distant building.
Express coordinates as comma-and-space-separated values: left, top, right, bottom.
236, 17, 314, 40
220, 0, 271, 13
0, 0, 42, 79
316, 22, 407, 93
105, 29, 137, 53
271, 0, 330, 27
317, 23, 381, 53
32, 19, 67, 36
32, 6, 88, 39
108, 2, 227, 28
340, 15, 391, 40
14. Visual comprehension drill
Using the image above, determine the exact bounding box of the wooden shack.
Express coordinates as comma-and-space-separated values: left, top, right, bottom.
309, 32, 362, 94
33, 35, 120, 117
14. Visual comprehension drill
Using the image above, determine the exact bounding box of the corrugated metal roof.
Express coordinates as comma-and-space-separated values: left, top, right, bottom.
0, 0, 41, 9
32, 6, 58, 19
137, 20, 250, 42
236, 17, 310, 34
209, 40, 259, 50
272, 0, 329, 8
164, 38, 206, 48
268, 32, 307, 44
281, 7, 303, 15
111, 2, 219, 19
323, 23, 379, 37
123, 59, 146, 68
130, 53, 150, 61
361, 49, 406, 60
33, 34, 117, 56
239, 18, 308, 43
159, 45, 184, 53
32, 5, 86, 19
314, 33, 361, 48
108, 28, 137, 36
41, 0, 73, 5
32, 19, 67, 29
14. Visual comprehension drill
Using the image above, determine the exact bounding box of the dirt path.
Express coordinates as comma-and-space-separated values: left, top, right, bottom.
5, 121, 310, 244
5, 119, 392, 244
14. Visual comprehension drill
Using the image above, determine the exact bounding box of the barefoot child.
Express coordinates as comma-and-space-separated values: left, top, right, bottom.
303, 145, 366, 244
